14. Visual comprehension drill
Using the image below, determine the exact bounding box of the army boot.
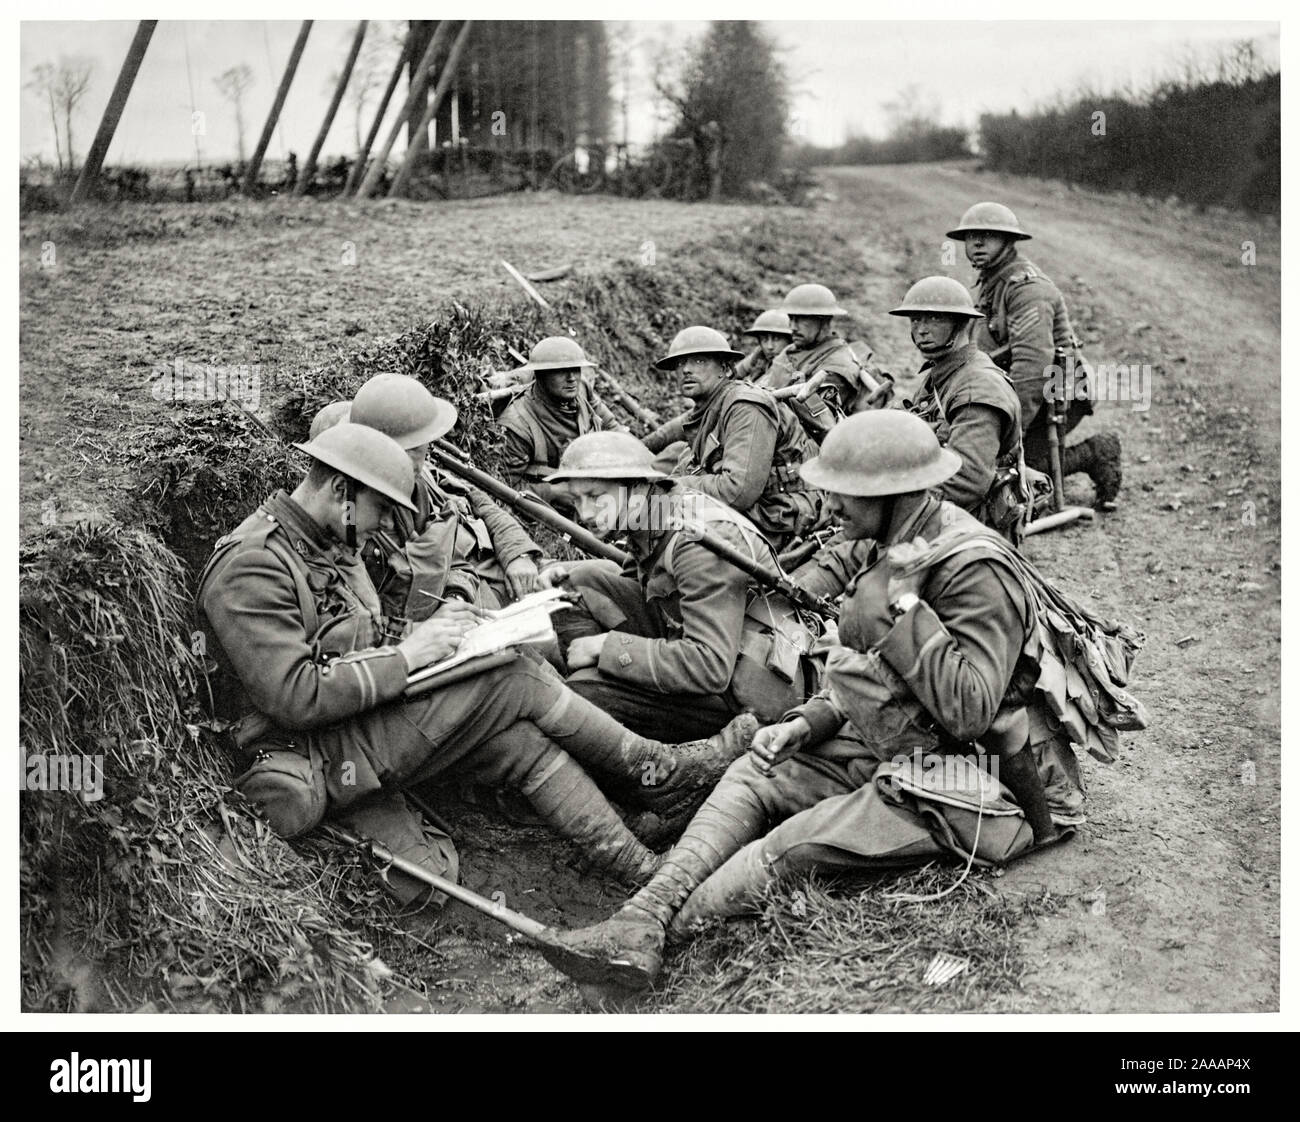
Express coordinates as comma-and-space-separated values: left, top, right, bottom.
537, 773, 769, 993
997, 747, 1061, 848
1062, 432, 1122, 510
667, 838, 776, 941
493, 723, 661, 888
535, 690, 758, 805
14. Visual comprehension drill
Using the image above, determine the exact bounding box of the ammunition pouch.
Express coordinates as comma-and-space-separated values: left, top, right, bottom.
764, 460, 815, 497
788, 389, 841, 439
731, 592, 819, 721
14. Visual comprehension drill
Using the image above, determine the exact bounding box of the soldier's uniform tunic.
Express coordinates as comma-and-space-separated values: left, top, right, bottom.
670, 496, 1085, 886
641, 380, 824, 550
558, 487, 815, 741
500, 380, 624, 503
365, 463, 540, 621
904, 343, 1024, 534
974, 251, 1088, 471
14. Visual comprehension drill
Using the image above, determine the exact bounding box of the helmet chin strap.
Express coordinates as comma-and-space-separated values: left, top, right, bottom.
980, 239, 1017, 275
345, 477, 357, 551
915, 317, 963, 357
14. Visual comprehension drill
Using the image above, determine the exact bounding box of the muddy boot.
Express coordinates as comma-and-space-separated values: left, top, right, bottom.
668, 838, 776, 941
1062, 432, 1122, 510
636, 712, 762, 824
538, 690, 758, 807
520, 751, 661, 888
334, 789, 459, 911
537, 774, 768, 993
998, 747, 1061, 848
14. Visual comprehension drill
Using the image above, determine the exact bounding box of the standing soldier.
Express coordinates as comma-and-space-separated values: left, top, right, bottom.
734, 310, 792, 385
891, 276, 1029, 544
536, 412, 1143, 999
198, 423, 762, 899
759, 283, 887, 439
947, 202, 1122, 509
313, 376, 544, 620
641, 327, 825, 552
539, 431, 815, 745
499, 336, 627, 508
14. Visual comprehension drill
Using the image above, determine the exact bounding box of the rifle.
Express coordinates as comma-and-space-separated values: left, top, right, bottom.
670, 519, 838, 620
1023, 347, 1094, 536
435, 442, 836, 617
594, 366, 661, 428
431, 440, 630, 565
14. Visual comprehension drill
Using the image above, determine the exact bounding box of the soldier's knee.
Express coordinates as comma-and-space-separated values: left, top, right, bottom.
234, 749, 327, 838
483, 721, 563, 789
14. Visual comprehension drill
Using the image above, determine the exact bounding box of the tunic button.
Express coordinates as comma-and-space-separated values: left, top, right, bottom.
617, 653, 632, 668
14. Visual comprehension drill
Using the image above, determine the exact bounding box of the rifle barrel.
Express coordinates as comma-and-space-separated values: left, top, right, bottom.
431, 444, 629, 566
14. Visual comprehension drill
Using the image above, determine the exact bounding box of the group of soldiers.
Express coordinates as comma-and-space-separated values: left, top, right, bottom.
198, 201, 1136, 1003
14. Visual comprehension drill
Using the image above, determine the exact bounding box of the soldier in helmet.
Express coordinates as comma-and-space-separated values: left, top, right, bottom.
538, 431, 814, 754
640, 326, 824, 551
758, 283, 888, 439
948, 201, 1122, 509
499, 336, 627, 508
891, 276, 1029, 544
198, 422, 762, 901
537, 411, 1097, 1000
338, 373, 543, 620
734, 310, 792, 385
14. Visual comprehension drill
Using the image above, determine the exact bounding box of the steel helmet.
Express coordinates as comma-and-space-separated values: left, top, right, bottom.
780, 283, 846, 317
308, 400, 352, 441
293, 422, 418, 512
545, 431, 670, 483
946, 201, 1032, 241
350, 372, 458, 450
520, 336, 596, 372
746, 309, 792, 337
889, 276, 985, 319
654, 326, 746, 370
799, 411, 962, 497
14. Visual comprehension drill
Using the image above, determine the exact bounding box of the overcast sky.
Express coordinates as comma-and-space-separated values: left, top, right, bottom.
19, 18, 1280, 166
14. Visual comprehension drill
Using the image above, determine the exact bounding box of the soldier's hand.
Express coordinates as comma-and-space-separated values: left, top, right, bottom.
537, 562, 573, 590
565, 633, 607, 670
884, 536, 930, 603
749, 717, 812, 777
505, 556, 540, 599
397, 610, 478, 671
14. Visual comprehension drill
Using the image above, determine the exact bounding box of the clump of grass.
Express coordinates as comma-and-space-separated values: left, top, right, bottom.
649, 865, 1059, 1014
18, 519, 413, 1012
137, 402, 300, 577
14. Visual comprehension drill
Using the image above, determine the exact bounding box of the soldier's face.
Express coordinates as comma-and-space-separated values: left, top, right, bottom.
963, 231, 1010, 269
676, 355, 727, 400
827, 491, 888, 540
909, 313, 964, 354
789, 315, 830, 348
539, 368, 582, 402
758, 333, 788, 360
348, 485, 398, 539
567, 479, 625, 538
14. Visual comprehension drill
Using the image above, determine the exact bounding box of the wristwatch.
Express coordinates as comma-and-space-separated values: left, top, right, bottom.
888, 592, 920, 620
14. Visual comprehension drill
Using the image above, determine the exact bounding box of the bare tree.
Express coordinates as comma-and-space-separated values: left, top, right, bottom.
214, 64, 256, 165
335, 20, 403, 152
26, 63, 64, 174
28, 56, 95, 174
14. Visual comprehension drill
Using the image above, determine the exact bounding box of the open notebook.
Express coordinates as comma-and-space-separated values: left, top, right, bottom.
404, 587, 574, 688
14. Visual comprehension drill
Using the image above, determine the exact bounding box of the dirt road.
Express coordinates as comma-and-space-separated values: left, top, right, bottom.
824, 164, 1280, 1012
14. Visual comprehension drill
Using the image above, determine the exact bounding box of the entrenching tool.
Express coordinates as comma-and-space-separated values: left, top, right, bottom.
1024, 393, 1094, 537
